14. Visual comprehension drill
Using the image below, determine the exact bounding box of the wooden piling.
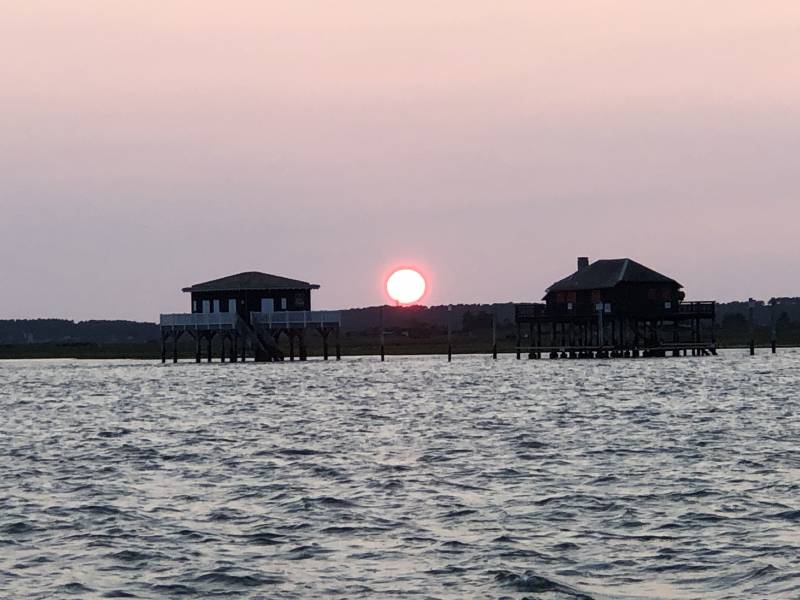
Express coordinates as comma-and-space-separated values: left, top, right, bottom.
380, 306, 385, 362
748, 298, 755, 356
335, 327, 341, 360
770, 299, 777, 354
172, 332, 178, 364
161, 333, 167, 364
492, 308, 497, 359
447, 305, 452, 362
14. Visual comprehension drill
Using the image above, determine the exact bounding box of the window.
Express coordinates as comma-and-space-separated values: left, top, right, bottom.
604, 303, 612, 313
281, 298, 287, 310
664, 301, 672, 309
567, 302, 573, 311
591, 290, 602, 303
295, 293, 305, 308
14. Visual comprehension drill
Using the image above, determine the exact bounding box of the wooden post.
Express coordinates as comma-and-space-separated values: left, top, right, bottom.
528, 322, 534, 358
516, 322, 521, 359
322, 330, 329, 361
172, 332, 179, 364
207, 333, 213, 363
289, 331, 295, 361
536, 321, 542, 351
161, 332, 167, 364
447, 305, 452, 362
195, 333, 201, 363
220, 335, 226, 363
748, 298, 755, 356
492, 307, 497, 359
299, 331, 307, 361
770, 299, 777, 354
380, 306, 385, 362
335, 326, 341, 360
231, 333, 238, 363
597, 308, 604, 347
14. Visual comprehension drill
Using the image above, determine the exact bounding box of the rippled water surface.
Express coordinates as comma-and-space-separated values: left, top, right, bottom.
2, 352, 799, 599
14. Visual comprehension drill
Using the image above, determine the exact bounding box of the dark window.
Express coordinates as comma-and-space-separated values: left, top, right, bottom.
295, 293, 305, 308
591, 290, 602, 303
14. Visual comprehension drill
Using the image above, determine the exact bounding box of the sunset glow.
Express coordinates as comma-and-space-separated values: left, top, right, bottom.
386, 268, 426, 306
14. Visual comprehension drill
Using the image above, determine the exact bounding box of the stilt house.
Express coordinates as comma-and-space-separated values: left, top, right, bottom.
160, 271, 341, 363
515, 257, 716, 358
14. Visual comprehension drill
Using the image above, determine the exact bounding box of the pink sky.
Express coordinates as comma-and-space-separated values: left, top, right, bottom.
2, 2, 799, 320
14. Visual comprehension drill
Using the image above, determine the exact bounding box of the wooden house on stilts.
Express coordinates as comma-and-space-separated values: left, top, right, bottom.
159, 271, 341, 363
515, 257, 716, 358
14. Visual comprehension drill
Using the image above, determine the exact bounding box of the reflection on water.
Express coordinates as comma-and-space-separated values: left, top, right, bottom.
1, 351, 799, 599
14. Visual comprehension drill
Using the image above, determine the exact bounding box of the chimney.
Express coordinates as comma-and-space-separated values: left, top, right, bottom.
577, 256, 589, 271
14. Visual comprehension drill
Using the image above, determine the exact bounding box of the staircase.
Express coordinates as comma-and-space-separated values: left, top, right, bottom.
235, 316, 284, 362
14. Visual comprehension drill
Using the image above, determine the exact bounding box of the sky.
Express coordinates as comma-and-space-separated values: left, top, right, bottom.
2, 1, 799, 321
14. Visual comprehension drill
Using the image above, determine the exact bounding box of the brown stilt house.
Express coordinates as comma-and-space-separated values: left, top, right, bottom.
515, 257, 716, 358
160, 271, 341, 363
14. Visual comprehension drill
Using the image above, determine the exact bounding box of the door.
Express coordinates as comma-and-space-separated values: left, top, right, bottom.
261, 298, 274, 313
202, 300, 211, 313
229, 299, 237, 313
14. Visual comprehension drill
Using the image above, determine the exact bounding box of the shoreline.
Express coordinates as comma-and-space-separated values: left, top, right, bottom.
1, 342, 796, 361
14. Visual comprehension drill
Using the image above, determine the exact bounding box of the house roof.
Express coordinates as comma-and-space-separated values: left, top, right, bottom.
546, 259, 681, 295
182, 271, 320, 293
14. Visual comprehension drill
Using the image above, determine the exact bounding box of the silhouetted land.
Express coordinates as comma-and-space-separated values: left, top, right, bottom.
1, 299, 799, 359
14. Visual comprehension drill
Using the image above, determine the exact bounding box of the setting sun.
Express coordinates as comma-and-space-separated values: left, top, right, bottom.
386, 268, 426, 306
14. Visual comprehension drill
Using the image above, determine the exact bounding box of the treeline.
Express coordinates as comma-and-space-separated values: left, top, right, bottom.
2, 298, 800, 345
0, 319, 160, 345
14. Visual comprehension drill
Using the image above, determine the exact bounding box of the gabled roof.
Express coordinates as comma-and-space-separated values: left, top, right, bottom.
546, 259, 681, 295
182, 271, 320, 293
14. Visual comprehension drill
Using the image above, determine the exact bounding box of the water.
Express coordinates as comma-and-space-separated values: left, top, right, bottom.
1, 351, 799, 599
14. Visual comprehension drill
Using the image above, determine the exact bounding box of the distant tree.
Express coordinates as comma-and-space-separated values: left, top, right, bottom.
462, 311, 492, 332
721, 313, 747, 329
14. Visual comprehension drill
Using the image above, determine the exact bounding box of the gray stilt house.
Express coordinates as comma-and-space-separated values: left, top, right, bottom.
515, 257, 716, 358
160, 271, 341, 363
